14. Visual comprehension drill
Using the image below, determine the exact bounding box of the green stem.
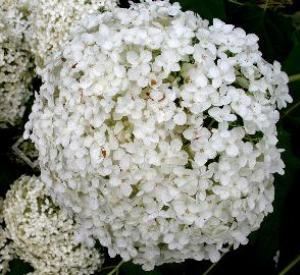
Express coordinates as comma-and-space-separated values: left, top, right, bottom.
279, 254, 300, 275
289, 73, 300, 83
107, 261, 124, 275
282, 100, 300, 119
208, 118, 216, 129
101, 265, 117, 271
203, 262, 218, 275
228, 0, 244, 5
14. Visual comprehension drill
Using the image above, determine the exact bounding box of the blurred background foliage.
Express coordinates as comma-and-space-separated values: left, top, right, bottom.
1, 0, 300, 274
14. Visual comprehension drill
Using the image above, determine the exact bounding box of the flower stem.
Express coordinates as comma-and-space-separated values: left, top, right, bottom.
208, 118, 216, 129
289, 73, 300, 83
279, 253, 300, 275
107, 261, 124, 275
101, 265, 117, 271
228, 0, 245, 6
282, 100, 300, 119
203, 262, 218, 275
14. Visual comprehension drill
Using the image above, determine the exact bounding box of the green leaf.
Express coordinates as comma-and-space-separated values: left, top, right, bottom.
8, 259, 33, 275
225, 2, 295, 62
283, 42, 300, 122
284, 43, 300, 75
289, 11, 300, 30
175, 0, 226, 22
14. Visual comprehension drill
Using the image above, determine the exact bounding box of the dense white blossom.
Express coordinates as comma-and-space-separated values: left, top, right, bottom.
1, 0, 118, 126
25, 0, 292, 270
3, 175, 103, 274
25, 0, 119, 66
0, 2, 35, 127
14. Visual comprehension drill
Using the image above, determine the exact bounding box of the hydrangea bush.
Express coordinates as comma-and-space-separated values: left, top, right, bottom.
3, 175, 103, 274
25, 0, 292, 270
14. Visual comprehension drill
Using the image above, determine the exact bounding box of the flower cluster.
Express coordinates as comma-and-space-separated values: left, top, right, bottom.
25, 0, 291, 270
0, 0, 118, 128
25, 0, 119, 67
3, 175, 103, 274
0, 2, 35, 127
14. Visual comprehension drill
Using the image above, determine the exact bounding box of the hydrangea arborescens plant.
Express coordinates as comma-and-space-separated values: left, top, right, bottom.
25, 0, 292, 270
3, 175, 103, 274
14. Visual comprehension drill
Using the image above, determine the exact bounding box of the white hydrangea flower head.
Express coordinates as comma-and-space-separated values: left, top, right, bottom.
0, 3, 35, 128
26, 0, 119, 67
25, 0, 292, 270
3, 175, 103, 274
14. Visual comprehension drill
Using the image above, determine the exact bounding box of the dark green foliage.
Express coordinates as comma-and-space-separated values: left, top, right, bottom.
171, 0, 226, 21
7, 259, 33, 275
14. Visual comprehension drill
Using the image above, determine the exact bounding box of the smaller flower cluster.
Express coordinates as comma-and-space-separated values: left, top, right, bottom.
0, 2, 35, 128
3, 175, 103, 274
0, 0, 119, 128
25, 0, 119, 66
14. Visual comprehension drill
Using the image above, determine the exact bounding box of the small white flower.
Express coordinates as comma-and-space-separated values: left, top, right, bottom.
273, 250, 280, 268
0, 5, 34, 128
174, 111, 187, 125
